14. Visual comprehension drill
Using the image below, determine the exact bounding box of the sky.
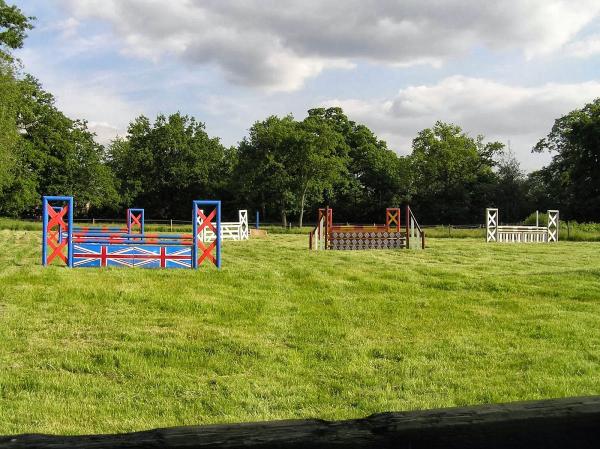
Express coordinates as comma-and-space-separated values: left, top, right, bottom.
12, 0, 600, 170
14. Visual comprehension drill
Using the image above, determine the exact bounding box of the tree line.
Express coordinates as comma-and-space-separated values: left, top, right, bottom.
1, 1, 599, 225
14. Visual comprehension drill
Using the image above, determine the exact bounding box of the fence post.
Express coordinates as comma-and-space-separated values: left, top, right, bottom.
92, 217, 95, 225
567, 220, 570, 240
170, 219, 173, 232
256, 211, 259, 229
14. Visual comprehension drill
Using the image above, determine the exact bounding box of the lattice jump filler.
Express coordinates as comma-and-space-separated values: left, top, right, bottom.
486, 208, 559, 243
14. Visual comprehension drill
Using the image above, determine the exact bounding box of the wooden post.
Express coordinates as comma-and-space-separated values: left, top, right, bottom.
405, 205, 410, 249
2, 396, 600, 449
170, 219, 173, 232
324, 206, 330, 250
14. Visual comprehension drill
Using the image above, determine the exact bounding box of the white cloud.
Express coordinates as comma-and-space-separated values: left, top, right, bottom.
564, 34, 600, 58
52, 85, 139, 143
40, 17, 80, 38
18, 47, 141, 144
59, 0, 600, 91
323, 76, 600, 169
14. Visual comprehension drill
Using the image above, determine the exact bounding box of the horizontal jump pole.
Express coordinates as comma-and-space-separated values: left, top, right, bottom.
71, 232, 193, 239
497, 226, 548, 231
2, 396, 599, 449
73, 226, 126, 230
332, 224, 390, 227
72, 228, 129, 234
74, 240, 193, 246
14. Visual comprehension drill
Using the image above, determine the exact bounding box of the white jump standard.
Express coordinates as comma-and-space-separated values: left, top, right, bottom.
486, 208, 559, 243
200, 209, 249, 241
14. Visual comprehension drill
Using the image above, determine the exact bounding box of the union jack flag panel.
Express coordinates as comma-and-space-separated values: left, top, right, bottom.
131, 245, 192, 269
73, 244, 192, 269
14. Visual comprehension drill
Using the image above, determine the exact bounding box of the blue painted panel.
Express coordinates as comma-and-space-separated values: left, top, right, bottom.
133, 245, 161, 268
73, 243, 102, 268
73, 243, 193, 269
165, 246, 192, 269
105, 245, 137, 267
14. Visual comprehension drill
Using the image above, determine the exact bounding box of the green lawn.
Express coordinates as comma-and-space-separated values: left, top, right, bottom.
1, 231, 599, 435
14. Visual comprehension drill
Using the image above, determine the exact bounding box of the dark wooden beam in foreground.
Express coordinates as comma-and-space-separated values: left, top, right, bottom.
1, 396, 599, 449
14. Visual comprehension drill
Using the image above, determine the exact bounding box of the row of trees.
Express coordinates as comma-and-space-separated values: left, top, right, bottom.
1, 1, 599, 224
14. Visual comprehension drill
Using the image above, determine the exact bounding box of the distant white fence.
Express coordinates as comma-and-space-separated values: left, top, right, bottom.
486, 208, 559, 243
199, 210, 249, 241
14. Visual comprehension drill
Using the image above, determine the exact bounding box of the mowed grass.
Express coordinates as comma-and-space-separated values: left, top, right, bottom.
0, 231, 600, 435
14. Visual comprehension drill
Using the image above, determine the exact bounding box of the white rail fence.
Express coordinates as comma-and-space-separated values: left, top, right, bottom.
199, 210, 249, 241
486, 208, 559, 243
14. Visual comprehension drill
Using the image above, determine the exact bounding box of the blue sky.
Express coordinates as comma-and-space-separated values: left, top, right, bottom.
13, 0, 600, 170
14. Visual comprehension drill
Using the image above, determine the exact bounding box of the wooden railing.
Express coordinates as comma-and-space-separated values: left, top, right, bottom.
2, 396, 599, 448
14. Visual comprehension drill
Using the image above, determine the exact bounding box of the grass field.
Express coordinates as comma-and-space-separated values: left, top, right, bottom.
1, 231, 600, 435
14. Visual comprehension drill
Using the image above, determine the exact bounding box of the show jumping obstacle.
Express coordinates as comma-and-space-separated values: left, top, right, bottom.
309, 206, 425, 250
42, 196, 222, 269
486, 208, 559, 243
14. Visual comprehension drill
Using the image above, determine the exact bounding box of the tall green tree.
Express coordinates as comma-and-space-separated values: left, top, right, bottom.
492, 149, 530, 222
0, 0, 33, 60
0, 61, 19, 196
1, 2, 117, 217
108, 113, 228, 218
235, 115, 299, 226
294, 114, 348, 227
1, 75, 118, 216
534, 98, 600, 220
0, 0, 33, 206
305, 107, 408, 223
235, 113, 349, 226
409, 121, 500, 224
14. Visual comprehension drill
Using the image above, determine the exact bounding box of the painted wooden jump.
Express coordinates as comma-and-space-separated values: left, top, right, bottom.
42, 196, 222, 269
309, 206, 425, 250
486, 208, 559, 243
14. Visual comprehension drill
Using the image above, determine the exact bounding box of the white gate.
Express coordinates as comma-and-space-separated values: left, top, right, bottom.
200, 209, 250, 242
486, 208, 559, 243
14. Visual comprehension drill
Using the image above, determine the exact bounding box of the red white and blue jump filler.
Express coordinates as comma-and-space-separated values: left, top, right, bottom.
41, 196, 222, 269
